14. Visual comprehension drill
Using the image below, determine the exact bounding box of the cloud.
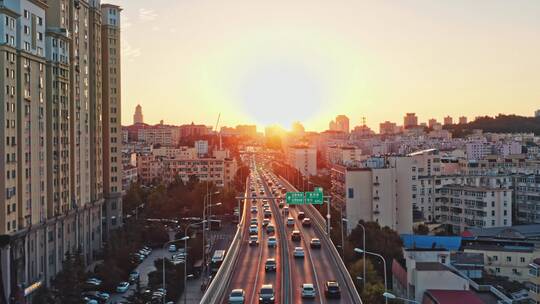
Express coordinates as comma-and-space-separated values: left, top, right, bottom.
122, 40, 141, 62
139, 8, 158, 21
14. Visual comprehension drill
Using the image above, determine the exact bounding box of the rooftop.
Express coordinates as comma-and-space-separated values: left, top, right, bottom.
423, 290, 484, 304
401, 234, 462, 251
415, 262, 450, 271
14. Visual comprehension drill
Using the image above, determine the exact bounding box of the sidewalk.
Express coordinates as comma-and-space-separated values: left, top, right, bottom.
178, 275, 204, 304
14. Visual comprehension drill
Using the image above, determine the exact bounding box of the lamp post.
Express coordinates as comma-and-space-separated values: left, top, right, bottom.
354, 248, 387, 304
162, 237, 189, 304
382, 292, 420, 303
352, 223, 366, 290
202, 200, 221, 278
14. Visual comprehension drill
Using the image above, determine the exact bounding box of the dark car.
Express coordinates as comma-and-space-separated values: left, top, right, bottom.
291, 230, 301, 242
297, 212, 305, 220
265, 258, 276, 272
325, 280, 341, 299
310, 238, 321, 249
302, 218, 311, 227
259, 284, 275, 303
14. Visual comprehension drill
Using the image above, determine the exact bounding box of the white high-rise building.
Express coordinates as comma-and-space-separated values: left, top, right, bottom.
287, 145, 317, 176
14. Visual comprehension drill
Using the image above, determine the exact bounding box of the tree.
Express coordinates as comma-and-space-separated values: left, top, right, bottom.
123, 182, 143, 215
361, 282, 386, 304
346, 221, 403, 289
348, 258, 381, 293
51, 251, 86, 303
414, 224, 429, 235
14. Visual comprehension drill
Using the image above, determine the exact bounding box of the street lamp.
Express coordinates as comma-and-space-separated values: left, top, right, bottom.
202, 192, 220, 280
162, 236, 189, 304
382, 292, 420, 304
354, 248, 387, 304
183, 220, 206, 304
351, 222, 366, 290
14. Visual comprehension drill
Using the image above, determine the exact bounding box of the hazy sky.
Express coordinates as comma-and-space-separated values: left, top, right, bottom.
107, 0, 540, 131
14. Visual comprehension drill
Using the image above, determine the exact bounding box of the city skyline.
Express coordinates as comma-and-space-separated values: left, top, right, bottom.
108, 0, 540, 131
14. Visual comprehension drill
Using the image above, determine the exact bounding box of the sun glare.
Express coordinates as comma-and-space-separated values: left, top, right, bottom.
239, 60, 326, 129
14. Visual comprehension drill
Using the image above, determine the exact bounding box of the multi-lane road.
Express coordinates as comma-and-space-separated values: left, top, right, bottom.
220, 157, 359, 303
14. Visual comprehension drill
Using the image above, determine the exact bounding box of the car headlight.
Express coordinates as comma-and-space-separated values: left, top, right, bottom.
270, 297, 274, 300
259, 297, 263, 300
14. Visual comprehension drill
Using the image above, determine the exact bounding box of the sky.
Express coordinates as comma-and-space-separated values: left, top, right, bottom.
107, 0, 540, 132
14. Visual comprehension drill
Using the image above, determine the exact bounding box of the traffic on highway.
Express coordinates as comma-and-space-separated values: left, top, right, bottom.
221, 154, 357, 304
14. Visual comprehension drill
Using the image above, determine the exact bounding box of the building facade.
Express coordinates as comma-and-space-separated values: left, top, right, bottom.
0, 1, 122, 301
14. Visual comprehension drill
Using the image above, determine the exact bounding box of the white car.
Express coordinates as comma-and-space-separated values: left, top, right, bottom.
116, 281, 130, 293
267, 236, 277, 248
229, 289, 245, 303
293, 247, 305, 258
301, 283, 316, 298
249, 225, 258, 235
249, 235, 259, 246
286, 217, 295, 227
168, 244, 177, 252
250, 206, 258, 214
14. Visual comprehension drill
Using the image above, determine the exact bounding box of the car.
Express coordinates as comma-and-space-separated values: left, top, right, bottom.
267, 236, 277, 248
249, 225, 258, 235
83, 297, 98, 304
265, 258, 276, 272
293, 247, 305, 258
263, 210, 272, 219
229, 289, 245, 304
129, 270, 140, 282
297, 212, 305, 220
250, 218, 258, 225
95, 291, 110, 302
262, 219, 270, 227
82, 291, 109, 303
258, 284, 275, 303
286, 217, 295, 227
168, 244, 177, 252
291, 230, 301, 242
283, 206, 289, 215
278, 202, 284, 209
302, 218, 311, 227
266, 225, 275, 234
249, 235, 259, 246
325, 280, 341, 299
116, 281, 130, 293
263, 203, 270, 209
85, 278, 102, 286
301, 283, 316, 298
251, 206, 258, 214
310, 238, 321, 249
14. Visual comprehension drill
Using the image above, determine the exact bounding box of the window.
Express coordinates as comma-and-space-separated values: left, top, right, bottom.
506, 256, 512, 262
521, 257, 526, 263
348, 188, 354, 199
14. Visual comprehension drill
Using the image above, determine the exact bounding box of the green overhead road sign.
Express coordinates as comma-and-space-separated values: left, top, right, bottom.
286, 192, 304, 205
286, 188, 324, 205
306, 189, 324, 205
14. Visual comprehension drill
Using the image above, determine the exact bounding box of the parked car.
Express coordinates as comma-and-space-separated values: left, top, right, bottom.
85, 278, 102, 286
229, 289, 245, 304
116, 282, 130, 293
301, 283, 316, 298
129, 271, 140, 282
168, 244, 177, 252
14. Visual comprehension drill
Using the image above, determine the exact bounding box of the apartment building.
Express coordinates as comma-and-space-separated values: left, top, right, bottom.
101, 3, 123, 237
287, 145, 317, 176
409, 149, 441, 222
137, 153, 163, 184
162, 157, 237, 187
331, 156, 413, 234
514, 174, 540, 224
528, 258, 540, 303
326, 145, 363, 167
137, 124, 180, 146
152, 146, 196, 159
0, 0, 122, 301
438, 185, 512, 233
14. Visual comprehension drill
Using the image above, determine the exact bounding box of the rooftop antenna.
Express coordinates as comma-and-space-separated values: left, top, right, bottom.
362, 116, 367, 127
214, 113, 221, 150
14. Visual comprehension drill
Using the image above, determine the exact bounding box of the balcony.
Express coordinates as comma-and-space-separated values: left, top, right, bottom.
373, 196, 380, 201
373, 209, 380, 215
373, 182, 380, 186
